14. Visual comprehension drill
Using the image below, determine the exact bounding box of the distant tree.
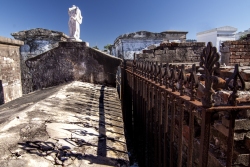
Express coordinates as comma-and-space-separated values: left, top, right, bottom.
104, 44, 113, 54
92, 46, 99, 50
239, 34, 247, 40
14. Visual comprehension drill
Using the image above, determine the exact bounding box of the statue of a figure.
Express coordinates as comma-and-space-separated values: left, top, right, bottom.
68, 5, 82, 41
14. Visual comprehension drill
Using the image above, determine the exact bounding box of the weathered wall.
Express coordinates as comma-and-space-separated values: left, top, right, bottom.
117, 39, 163, 59
113, 30, 188, 59
0, 36, 23, 104
11, 28, 69, 94
24, 42, 121, 93
136, 42, 205, 63
11, 28, 68, 59
236, 29, 250, 40
220, 40, 250, 66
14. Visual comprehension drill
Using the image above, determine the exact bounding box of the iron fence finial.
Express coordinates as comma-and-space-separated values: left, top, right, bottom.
200, 42, 220, 107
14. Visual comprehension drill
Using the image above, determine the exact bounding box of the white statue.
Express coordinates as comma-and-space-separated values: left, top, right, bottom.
68, 5, 82, 41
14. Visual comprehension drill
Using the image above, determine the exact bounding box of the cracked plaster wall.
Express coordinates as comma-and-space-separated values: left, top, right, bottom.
11, 28, 69, 94
114, 39, 163, 59
24, 42, 122, 94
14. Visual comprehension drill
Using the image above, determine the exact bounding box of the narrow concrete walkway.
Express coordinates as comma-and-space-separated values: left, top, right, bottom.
0, 81, 129, 167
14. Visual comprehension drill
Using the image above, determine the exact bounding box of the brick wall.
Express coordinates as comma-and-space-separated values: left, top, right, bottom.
0, 36, 23, 104
220, 41, 250, 66
23, 42, 121, 94
136, 42, 205, 63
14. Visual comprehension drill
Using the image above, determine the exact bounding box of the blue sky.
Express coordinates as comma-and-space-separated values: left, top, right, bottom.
0, 0, 250, 49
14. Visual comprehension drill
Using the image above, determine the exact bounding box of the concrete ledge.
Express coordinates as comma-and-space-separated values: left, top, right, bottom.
11, 28, 69, 41
0, 36, 24, 46
89, 47, 122, 61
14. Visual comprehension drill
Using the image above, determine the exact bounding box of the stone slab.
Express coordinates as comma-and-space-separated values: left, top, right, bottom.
0, 36, 24, 46
222, 116, 250, 130
214, 123, 245, 141
0, 81, 129, 167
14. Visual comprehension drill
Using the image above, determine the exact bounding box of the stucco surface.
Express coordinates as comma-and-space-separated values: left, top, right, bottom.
0, 37, 23, 104
11, 29, 69, 95
23, 42, 121, 94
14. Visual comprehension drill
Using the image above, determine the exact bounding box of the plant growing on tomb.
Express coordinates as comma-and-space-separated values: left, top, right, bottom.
239, 34, 247, 40
92, 46, 99, 50
104, 44, 113, 54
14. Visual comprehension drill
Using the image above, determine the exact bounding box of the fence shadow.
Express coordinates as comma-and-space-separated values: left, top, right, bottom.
17, 84, 128, 166
0, 80, 4, 105
18, 140, 126, 166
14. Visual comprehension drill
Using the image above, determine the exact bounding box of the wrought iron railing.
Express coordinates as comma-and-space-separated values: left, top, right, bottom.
121, 42, 250, 167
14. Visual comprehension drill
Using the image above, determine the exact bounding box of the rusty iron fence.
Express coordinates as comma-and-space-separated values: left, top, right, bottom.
121, 42, 250, 167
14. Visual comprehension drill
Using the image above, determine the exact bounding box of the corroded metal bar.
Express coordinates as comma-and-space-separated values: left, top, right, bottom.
159, 92, 163, 125
170, 95, 176, 167
159, 92, 164, 166
163, 91, 170, 167
178, 64, 187, 96
120, 61, 125, 123
199, 109, 212, 167
165, 63, 171, 89
160, 63, 163, 86
143, 78, 146, 131
177, 99, 184, 167
139, 74, 144, 165
147, 77, 152, 166
187, 107, 195, 167
225, 64, 245, 106
157, 88, 162, 166
226, 110, 238, 167
153, 85, 158, 166
164, 92, 170, 133
144, 82, 147, 165
150, 85, 154, 166
156, 86, 159, 166
171, 65, 178, 92
189, 64, 198, 101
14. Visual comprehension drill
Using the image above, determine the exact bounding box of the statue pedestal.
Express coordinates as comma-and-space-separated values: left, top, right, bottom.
66, 38, 89, 47
68, 37, 82, 42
